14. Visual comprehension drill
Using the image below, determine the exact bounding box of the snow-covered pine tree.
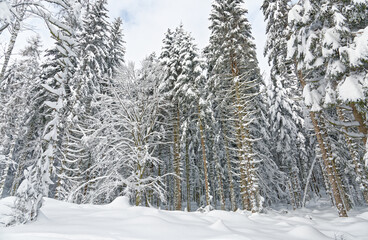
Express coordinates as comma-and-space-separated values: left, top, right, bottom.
10, 42, 50, 225
10, 1, 83, 224
262, 0, 311, 209
68, 0, 111, 203
178, 29, 212, 210
0, 36, 43, 199
38, 0, 82, 201
287, 0, 368, 211
77, 0, 111, 93
159, 27, 183, 210
287, 0, 360, 216
207, 0, 262, 212
72, 14, 126, 204
338, 0, 368, 203
159, 25, 212, 210
107, 17, 125, 79
252, 82, 291, 208
157, 28, 176, 210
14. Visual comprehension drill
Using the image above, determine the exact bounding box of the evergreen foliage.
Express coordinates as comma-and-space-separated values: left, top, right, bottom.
0, 0, 367, 225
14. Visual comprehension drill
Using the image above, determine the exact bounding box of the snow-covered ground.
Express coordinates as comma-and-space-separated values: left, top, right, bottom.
0, 197, 367, 240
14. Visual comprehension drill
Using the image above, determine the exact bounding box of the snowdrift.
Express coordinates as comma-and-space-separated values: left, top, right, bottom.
0, 197, 368, 240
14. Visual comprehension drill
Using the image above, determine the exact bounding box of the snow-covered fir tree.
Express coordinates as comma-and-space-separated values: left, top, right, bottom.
67, 0, 112, 203
287, 0, 368, 216
0, 36, 43, 200
262, 0, 315, 209
158, 25, 212, 210
206, 0, 262, 212
10, 0, 83, 224
1, 0, 368, 229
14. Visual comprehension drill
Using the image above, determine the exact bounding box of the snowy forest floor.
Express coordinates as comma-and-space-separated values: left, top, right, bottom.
0, 197, 367, 240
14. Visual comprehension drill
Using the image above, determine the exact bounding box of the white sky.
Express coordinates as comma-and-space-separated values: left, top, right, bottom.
1, 0, 269, 75
107, 0, 269, 74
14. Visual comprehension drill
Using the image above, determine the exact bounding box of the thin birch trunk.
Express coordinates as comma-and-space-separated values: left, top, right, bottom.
0, 8, 25, 81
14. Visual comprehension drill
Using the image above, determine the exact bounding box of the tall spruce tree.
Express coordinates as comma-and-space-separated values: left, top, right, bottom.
286, 0, 368, 216
9, 0, 83, 224
207, 0, 262, 212
0, 36, 43, 199
107, 17, 125, 79
262, 0, 311, 209
68, 0, 112, 203
159, 25, 211, 210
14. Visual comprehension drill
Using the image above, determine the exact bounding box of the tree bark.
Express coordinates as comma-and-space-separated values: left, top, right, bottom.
223, 123, 237, 211
234, 74, 250, 211
173, 104, 181, 210
198, 103, 210, 206
0, 7, 25, 81
185, 139, 191, 211
337, 107, 368, 204
213, 140, 226, 210
0, 143, 15, 197
296, 69, 348, 217
350, 103, 367, 145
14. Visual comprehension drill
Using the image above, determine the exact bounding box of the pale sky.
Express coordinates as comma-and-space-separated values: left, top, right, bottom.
107, 0, 269, 74
2, 1, 269, 75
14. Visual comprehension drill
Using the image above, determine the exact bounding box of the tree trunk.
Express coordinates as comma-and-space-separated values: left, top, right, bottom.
173, 104, 181, 210
198, 103, 210, 206
185, 139, 191, 211
83, 158, 92, 198
288, 178, 296, 210
350, 103, 367, 145
213, 140, 226, 210
245, 129, 258, 213
0, 142, 15, 197
0, 8, 25, 81
310, 112, 348, 217
337, 107, 368, 203
320, 115, 351, 211
157, 164, 162, 208
296, 68, 348, 217
223, 123, 237, 211
234, 79, 250, 211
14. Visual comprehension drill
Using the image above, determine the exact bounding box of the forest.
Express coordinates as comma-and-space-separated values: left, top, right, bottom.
0, 0, 367, 227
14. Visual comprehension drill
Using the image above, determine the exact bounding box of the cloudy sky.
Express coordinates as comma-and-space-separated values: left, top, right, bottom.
106, 0, 269, 74
2, 1, 269, 75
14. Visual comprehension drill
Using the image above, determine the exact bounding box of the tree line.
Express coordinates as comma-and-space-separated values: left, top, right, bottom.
0, 0, 367, 225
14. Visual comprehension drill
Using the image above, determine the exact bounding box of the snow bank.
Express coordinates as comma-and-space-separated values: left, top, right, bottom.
288, 225, 330, 240
105, 196, 130, 209
1, 197, 368, 239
